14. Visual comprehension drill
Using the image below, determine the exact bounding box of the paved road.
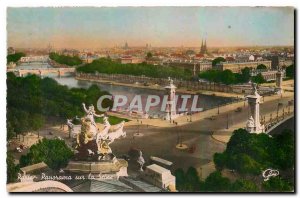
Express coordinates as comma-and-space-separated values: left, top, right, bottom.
10, 92, 294, 179
111, 92, 294, 176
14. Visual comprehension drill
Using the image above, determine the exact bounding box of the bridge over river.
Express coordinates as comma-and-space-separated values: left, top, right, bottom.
7, 67, 76, 77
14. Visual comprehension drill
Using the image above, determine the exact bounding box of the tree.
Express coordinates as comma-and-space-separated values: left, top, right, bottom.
174, 167, 204, 192
49, 52, 82, 66
212, 57, 226, 67
286, 64, 294, 79
263, 177, 293, 192
252, 73, 266, 84
19, 138, 73, 170
76, 58, 192, 80
7, 152, 20, 183
257, 64, 267, 70
272, 129, 294, 169
214, 152, 228, 170
185, 167, 203, 191
220, 69, 236, 85
174, 168, 186, 191
146, 52, 153, 59
231, 179, 258, 192
204, 171, 231, 192
240, 67, 251, 83
30, 114, 45, 138
7, 52, 25, 64
214, 128, 294, 176
7, 122, 15, 140
232, 153, 262, 175
7, 73, 115, 141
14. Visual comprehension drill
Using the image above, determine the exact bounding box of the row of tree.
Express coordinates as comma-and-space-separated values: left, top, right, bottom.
175, 167, 292, 192
7, 72, 113, 140
7, 52, 25, 64
198, 67, 266, 85
175, 167, 259, 192
76, 58, 193, 80
49, 52, 82, 66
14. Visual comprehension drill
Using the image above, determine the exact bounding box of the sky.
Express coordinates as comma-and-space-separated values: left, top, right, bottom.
7, 7, 294, 49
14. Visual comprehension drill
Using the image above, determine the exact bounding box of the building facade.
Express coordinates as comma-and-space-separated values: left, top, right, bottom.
142, 164, 176, 191
215, 60, 272, 73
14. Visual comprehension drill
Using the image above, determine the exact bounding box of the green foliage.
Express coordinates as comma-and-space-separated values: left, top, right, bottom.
257, 64, 267, 70
263, 177, 293, 192
7, 52, 25, 64
272, 129, 295, 169
232, 153, 261, 175
185, 167, 203, 191
19, 138, 73, 170
76, 58, 192, 80
7, 152, 20, 183
7, 73, 113, 139
95, 115, 129, 125
199, 67, 253, 85
239, 67, 251, 83
31, 114, 45, 131
146, 52, 153, 59
204, 171, 231, 192
212, 57, 226, 67
252, 73, 266, 84
198, 67, 268, 85
49, 52, 82, 66
7, 122, 15, 140
174, 168, 186, 191
214, 152, 228, 170
199, 69, 237, 85
174, 168, 262, 192
230, 179, 258, 192
286, 64, 294, 79
214, 128, 295, 176
174, 167, 204, 192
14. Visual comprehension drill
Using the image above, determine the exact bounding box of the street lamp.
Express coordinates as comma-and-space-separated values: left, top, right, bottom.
226, 113, 229, 129
137, 122, 140, 136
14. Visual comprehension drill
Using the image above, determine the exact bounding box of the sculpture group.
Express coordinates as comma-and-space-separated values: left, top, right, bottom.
68, 103, 126, 161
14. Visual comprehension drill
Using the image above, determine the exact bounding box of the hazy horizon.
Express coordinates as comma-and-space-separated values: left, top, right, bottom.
7, 7, 294, 49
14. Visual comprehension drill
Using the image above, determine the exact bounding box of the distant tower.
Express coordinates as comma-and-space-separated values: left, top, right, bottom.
200, 39, 208, 54
164, 77, 177, 121
124, 41, 129, 50
204, 39, 207, 53
47, 43, 52, 53
246, 83, 265, 134
200, 40, 204, 54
